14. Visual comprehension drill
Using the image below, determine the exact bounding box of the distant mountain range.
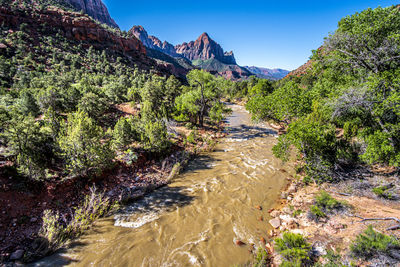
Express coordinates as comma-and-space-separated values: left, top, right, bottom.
243, 66, 290, 80
60, 0, 288, 80
130, 26, 289, 80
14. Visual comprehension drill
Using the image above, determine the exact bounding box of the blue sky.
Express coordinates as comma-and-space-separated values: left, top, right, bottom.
103, 0, 398, 70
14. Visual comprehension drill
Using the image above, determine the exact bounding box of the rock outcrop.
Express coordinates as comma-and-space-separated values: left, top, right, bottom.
130, 26, 181, 57
64, 0, 118, 28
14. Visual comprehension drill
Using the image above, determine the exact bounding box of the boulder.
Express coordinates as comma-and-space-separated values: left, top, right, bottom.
10, 249, 24, 260
269, 218, 281, 229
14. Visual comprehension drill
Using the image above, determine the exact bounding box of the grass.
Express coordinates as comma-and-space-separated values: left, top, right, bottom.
351, 225, 400, 259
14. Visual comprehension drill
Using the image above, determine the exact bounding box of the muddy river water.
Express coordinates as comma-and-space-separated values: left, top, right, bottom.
35, 104, 291, 267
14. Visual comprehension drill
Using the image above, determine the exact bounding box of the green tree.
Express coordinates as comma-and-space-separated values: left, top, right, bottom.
1, 109, 51, 180
58, 111, 113, 177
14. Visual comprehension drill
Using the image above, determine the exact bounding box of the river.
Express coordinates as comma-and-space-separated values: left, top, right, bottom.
34, 104, 291, 267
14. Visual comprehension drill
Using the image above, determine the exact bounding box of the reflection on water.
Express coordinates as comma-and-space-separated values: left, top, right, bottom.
34, 104, 292, 267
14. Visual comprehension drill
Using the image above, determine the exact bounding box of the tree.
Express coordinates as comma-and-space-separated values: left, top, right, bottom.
1, 109, 51, 180
112, 116, 137, 150
175, 70, 222, 127
77, 92, 108, 119
58, 111, 113, 177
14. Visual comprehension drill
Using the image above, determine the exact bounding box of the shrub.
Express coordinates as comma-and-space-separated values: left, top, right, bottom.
275, 232, 312, 266
309, 191, 347, 221
351, 226, 400, 259
112, 116, 137, 150
39, 187, 117, 251
58, 111, 114, 177
1, 110, 52, 180
253, 247, 270, 267
140, 119, 170, 153
186, 131, 197, 144
315, 191, 345, 211
77, 92, 108, 119
310, 205, 326, 220
372, 185, 395, 200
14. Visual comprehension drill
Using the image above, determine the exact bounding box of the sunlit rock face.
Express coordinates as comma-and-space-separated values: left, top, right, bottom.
64, 0, 119, 28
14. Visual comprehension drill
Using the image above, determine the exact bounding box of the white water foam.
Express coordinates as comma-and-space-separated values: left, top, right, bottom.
114, 213, 159, 228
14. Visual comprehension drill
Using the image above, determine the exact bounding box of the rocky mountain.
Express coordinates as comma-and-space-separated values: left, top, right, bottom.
244, 66, 290, 80
175, 32, 236, 65
130, 26, 181, 57
130, 26, 252, 80
130, 26, 236, 64
64, 0, 118, 28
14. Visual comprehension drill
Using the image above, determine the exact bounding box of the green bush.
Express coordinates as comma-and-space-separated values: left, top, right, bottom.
186, 130, 197, 144
372, 185, 395, 200
310, 205, 326, 220
315, 191, 345, 211
58, 111, 114, 177
351, 226, 400, 259
140, 119, 170, 153
275, 232, 312, 266
112, 116, 137, 150
77, 92, 108, 119
252, 247, 270, 267
1, 110, 52, 180
309, 191, 347, 221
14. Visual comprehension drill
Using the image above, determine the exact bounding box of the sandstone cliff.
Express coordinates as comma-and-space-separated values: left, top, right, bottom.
64, 0, 118, 28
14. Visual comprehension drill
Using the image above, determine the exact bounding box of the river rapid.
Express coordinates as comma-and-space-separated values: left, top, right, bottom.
35, 104, 291, 267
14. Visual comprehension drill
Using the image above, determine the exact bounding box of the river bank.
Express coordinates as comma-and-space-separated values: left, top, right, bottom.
0, 119, 226, 265
29, 103, 291, 267
266, 165, 400, 265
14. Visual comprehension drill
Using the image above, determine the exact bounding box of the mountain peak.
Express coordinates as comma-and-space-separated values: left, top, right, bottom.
199, 32, 210, 39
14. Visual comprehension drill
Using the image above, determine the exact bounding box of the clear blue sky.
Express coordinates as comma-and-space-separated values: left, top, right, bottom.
103, 0, 398, 70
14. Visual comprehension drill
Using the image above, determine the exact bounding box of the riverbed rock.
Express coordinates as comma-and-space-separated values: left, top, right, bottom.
287, 184, 298, 194
270, 210, 281, 218
10, 249, 24, 260
269, 218, 281, 229
235, 240, 246, 246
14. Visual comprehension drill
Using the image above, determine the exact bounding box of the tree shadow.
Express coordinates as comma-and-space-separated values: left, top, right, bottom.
226, 124, 277, 140
183, 154, 221, 173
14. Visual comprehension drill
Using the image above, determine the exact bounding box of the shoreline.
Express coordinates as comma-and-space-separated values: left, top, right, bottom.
265, 166, 400, 266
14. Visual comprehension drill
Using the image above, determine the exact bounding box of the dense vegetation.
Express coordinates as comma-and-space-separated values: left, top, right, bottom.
0, 1, 235, 183
247, 5, 400, 183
